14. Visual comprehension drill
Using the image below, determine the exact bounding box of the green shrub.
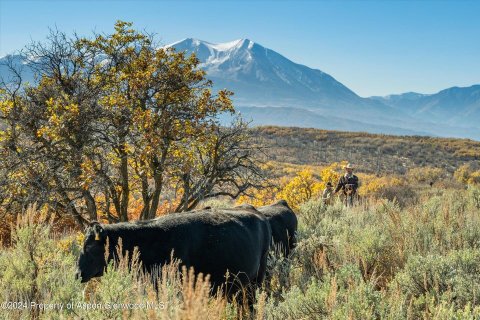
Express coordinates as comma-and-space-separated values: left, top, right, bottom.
298, 199, 405, 287
394, 249, 480, 315
265, 264, 382, 320
0, 212, 82, 319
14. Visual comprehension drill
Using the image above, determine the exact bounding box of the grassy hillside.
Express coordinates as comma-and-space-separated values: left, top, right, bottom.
251, 126, 480, 174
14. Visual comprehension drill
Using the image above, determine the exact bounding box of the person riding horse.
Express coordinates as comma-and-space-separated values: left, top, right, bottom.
334, 163, 359, 206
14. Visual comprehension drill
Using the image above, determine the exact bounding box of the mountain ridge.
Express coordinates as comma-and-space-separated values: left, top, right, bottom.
169, 38, 479, 140
371, 84, 480, 128
1, 39, 479, 140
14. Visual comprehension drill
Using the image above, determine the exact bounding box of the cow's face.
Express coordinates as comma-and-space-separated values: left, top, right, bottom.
76, 222, 107, 283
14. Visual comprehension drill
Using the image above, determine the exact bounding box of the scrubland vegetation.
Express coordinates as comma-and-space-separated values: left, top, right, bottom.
1, 182, 480, 319
238, 161, 478, 210
252, 126, 480, 174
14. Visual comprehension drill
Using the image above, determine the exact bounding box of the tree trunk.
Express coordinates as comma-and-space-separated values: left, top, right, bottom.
119, 135, 130, 222
146, 172, 162, 219
145, 146, 169, 220
138, 168, 151, 220
82, 189, 98, 221
54, 176, 87, 227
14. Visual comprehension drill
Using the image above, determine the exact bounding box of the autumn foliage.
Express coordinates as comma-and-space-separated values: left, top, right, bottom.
0, 21, 264, 226
454, 163, 480, 185
237, 161, 459, 210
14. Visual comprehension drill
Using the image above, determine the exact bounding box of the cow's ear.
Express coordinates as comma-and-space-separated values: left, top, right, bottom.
90, 222, 104, 241
89, 221, 100, 227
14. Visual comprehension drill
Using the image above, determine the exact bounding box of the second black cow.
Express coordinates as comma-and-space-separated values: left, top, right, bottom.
257, 200, 297, 257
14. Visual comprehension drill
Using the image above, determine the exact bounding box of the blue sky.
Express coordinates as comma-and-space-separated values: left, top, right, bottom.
0, 0, 479, 97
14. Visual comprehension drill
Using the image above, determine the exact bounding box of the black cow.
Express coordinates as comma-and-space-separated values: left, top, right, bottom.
257, 200, 297, 257
76, 208, 271, 302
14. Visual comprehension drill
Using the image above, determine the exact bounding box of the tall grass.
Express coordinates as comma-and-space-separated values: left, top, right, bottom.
0, 210, 233, 320
267, 186, 480, 319
1, 186, 480, 319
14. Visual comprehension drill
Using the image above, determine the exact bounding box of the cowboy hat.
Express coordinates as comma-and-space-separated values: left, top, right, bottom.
344, 163, 354, 169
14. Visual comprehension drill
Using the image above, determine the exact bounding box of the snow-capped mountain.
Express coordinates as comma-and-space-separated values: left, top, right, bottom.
168, 38, 372, 110
168, 38, 480, 139
1, 40, 479, 139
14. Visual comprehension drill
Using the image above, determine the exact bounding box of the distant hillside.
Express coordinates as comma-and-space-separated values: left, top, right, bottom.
229, 106, 432, 136
372, 85, 480, 128
251, 126, 480, 174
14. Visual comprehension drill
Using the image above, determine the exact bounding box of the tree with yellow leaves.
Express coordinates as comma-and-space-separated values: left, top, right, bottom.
76, 21, 237, 220
319, 161, 348, 190
276, 169, 323, 210
454, 163, 480, 186
236, 162, 348, 210
0, 21, 263, 225
406, 166, 446, 185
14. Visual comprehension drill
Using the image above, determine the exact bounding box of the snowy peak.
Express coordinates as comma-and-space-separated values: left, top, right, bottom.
168, 38, 254, 52
207, 38, 254, 51
166, 38, 256, 65
168, 38, 359, 107
167, 38, 258, 70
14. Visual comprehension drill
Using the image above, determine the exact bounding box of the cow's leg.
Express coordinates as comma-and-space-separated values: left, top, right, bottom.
250, 250, 269, 307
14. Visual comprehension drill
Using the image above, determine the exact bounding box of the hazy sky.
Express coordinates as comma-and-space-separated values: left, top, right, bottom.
1, 0, 479, 97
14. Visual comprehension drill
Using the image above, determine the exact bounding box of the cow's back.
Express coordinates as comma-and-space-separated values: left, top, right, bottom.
103, 208, 271, 290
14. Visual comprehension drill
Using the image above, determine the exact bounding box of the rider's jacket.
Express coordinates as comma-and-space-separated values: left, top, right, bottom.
335, 173, 359, 195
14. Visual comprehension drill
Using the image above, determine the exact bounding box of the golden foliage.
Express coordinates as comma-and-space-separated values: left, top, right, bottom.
237, 185, 279, 207
57, 232, 84, 254
319, 161, 348, 189
276, 170, 323, 210
236, 169, 323, 210
406, 166, 446, 184
237, 161, 429, 209
358, 175, 404, 197
454, 164, 480, 185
